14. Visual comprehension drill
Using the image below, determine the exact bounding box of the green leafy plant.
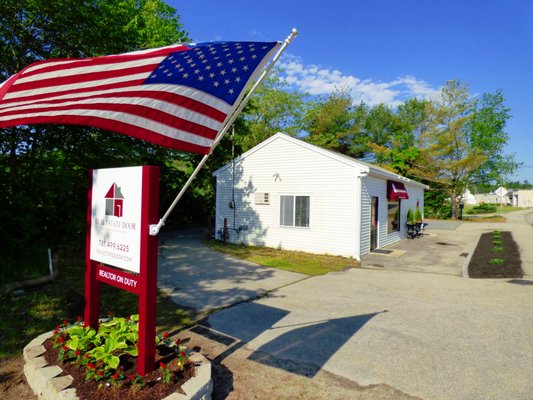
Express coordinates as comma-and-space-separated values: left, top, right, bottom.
86, 315, 139, 372
128, 373, 145, 389
493, 240, 502, 246
492, 246, 503, 253
489, 258, 505, 265
414, 206, 423, 223
407, 208, 415, 224
159, 362, 172, 383
52, 314, 191, 388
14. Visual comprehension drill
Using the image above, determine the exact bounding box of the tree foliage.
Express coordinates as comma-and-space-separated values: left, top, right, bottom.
239, 72, 307, 151
0, 0, 190, 262
0, 0, 519, 274
295, 80, 516, 219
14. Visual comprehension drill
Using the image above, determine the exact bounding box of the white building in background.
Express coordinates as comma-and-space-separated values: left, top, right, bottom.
213, 133, 428, 260
462, 188, 477, 205
475, 192, 502, 205
507, 189, 533, 208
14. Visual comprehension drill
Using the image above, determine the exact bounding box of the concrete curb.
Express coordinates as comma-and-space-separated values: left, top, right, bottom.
23, 330, 212, 400
462, 233, 482, 279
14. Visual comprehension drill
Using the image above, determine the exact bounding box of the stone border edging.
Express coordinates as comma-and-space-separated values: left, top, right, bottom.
23, 330, 212, 400
462, 234, 481, 278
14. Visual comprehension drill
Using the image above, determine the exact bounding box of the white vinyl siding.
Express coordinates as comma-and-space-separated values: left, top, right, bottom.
214, 133, 427, 259
214, 135, 365, 257
360, 174, 425, 257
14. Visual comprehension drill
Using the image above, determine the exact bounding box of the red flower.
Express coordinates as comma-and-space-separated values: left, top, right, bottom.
97, 370, 104, 376
84, 354, 90, 359
58, 336, 65, 343
129, 374, 136, 381
159, 362, 166, 369
108, 311, 114, 317
112, 373, 118, 380
180, 351, 186, 358
54, 325, 60, 334
176, 338, 181, 346
77, 315, 82, 322
75, 350, 81, 356
61, 345, 69, 351
63, 319, 68, 326
163, 332, 169, 339
87, 363, 96, 369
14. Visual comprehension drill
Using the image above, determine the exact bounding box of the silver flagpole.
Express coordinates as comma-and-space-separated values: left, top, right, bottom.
150, 28, 298, 236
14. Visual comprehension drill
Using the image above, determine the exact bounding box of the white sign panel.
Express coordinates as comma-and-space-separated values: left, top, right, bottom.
89, 166, 143, 273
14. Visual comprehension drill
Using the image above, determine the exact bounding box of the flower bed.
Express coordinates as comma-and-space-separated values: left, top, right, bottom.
23, 324, 212, 400
468, 231, 523, 278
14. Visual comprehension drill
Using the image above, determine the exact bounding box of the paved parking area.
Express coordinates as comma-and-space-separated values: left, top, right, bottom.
160, 211, 533, 399
157, 228, 306, 312
362, 211, 533, 277
204, 268, 533, 400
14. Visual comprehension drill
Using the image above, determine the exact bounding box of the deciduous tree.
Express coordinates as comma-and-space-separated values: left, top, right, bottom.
0, 0, 189, 261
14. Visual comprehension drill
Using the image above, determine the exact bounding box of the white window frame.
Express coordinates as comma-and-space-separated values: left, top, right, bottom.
279, 194, 311, 228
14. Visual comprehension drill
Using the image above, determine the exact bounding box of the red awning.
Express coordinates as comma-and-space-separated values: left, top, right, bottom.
387, 180, 409, 200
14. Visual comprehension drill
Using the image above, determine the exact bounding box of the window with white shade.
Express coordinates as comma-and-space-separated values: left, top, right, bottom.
280, 195, 310, 227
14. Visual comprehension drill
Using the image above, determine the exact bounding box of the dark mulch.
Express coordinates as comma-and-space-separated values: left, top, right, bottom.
42, 339, 195, 400
468, 231, 523, 278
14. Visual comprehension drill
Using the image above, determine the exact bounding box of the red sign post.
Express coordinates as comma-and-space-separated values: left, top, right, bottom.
84, 166, 160, 375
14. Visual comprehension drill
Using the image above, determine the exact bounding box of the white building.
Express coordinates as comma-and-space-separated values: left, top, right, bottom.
507, 189, 533, 208
213, 133, 428, 260
462, 188, 477, 205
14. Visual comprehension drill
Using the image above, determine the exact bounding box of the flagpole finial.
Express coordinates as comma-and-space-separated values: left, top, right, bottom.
286, 28, 298, 44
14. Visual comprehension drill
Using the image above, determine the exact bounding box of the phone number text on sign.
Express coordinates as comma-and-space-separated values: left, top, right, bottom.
98, 239, 130, 252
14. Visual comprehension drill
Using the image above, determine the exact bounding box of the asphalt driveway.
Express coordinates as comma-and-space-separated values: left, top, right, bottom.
361, 210, 533, 277
203, 268, 533, 400
157, 228, 306, 312
159, 212, 533, 399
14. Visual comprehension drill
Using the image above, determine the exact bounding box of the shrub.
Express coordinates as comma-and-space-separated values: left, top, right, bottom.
407, 208, 415, 224
414, 206, 423, 222
466, 203, 497, 214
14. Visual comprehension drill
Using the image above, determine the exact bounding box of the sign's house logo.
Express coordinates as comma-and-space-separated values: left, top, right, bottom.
105, 183, 125, 217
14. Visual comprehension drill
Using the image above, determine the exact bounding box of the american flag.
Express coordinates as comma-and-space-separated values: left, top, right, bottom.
0, 41, 280, 154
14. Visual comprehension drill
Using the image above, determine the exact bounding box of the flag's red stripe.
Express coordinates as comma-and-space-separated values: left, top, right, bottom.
1, 79, 146, 103
0, 90, 227, 122
0, 115, 210, 154
0, 102, 219, 139
19, 46, 188, 78
10, 64, 156, 92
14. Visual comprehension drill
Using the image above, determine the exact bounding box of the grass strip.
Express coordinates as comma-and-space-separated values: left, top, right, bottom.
204, 240, 359, 276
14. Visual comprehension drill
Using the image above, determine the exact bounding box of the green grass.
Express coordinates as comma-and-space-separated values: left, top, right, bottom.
204, 240, 359, 276
0, 243, 194, 358
463, 215, 506, 223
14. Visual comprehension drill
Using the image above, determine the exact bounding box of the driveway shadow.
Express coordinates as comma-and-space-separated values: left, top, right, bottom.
248, 312, 382, 377
202, 302, 383, 378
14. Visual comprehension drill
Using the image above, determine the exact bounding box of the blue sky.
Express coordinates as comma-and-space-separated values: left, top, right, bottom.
170, 0, 533, 183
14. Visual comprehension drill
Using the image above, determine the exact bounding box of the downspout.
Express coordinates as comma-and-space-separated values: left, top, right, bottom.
354, 172, 367, 260
231, 126, 236, 230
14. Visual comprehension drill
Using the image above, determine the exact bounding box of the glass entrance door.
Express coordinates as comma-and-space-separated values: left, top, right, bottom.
370, 196, 378, 251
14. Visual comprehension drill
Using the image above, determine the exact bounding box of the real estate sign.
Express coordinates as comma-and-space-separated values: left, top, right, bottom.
89, 166, 143, 273
85, 165, 160, 375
